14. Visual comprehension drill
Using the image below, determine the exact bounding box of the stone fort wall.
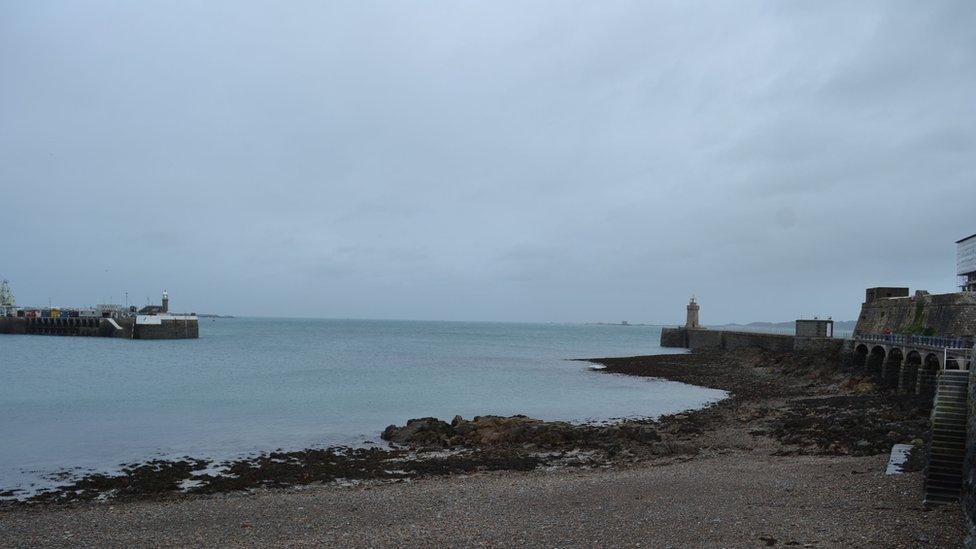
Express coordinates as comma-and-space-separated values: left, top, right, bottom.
854, 292, 976, 338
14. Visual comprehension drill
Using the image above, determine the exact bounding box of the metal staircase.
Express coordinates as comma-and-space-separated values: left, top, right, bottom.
924, 369, 970, 505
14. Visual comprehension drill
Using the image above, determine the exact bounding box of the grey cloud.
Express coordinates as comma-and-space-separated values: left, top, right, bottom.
1, 1, 974, 323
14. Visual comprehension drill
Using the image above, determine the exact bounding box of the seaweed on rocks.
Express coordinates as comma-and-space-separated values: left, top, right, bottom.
381, 415, 661, 451
29, 459, 209, 504
768, 394, 931, 456
20, 414, 688, 505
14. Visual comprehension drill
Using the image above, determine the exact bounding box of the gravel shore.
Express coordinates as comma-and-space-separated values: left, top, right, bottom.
0, 451, 962, 547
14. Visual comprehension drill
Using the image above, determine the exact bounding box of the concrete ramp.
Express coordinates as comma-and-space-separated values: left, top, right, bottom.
98, 317, 131, 338
886, 444, 913, 475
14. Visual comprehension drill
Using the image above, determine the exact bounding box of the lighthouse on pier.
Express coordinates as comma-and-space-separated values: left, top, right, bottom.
685, 295, 700, 329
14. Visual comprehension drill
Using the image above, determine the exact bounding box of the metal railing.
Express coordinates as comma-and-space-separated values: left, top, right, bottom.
855, 333, 972, 350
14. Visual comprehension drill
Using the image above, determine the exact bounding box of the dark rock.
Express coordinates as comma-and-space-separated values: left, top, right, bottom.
382, 417, 453, 447
768, 394, 931, 456
380, 415, 662, 451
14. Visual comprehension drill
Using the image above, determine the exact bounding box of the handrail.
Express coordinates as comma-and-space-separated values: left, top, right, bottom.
854, 332, 972, 351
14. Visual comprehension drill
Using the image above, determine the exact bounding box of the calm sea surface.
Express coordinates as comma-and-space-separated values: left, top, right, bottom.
0, 319, 725, 495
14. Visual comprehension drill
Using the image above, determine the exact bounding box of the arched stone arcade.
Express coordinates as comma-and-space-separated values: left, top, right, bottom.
882, 348, 903, 388
899, 351, 922, 393
854, 344, 869, 368
852, 333, 972, 400
867, 346, 886, 379
917, 353, 941, 396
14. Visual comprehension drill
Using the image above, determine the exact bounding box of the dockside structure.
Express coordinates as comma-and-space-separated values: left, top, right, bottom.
0, 287, 198, 340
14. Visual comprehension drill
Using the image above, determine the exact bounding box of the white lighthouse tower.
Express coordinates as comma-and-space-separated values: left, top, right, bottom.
685, 295, 700, 329
161, 290, 169, 313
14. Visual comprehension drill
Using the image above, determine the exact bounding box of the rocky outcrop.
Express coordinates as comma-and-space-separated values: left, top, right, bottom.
768, 394, 931, 456
382, 415, 662, 451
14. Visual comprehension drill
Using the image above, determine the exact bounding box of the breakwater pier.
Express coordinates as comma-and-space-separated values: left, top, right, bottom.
660, 325, 844, 353
0, 283, 198, 340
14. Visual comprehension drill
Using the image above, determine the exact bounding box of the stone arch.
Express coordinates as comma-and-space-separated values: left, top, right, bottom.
854, 344, 869, 367
946, 355, 970, 371
867, 346, 886, 379
882, 348, 903, 388
946, 357, 961, 370
899, 351, 922, 393
916, 353, 940, 397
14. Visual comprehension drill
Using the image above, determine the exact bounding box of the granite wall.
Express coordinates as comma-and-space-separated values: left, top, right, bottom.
686, 329, 724, 350
133, 318, 199, 339
660, 327, 844, 353
0, 317, 128, 337
659, 327, 687, 348
854, 292, 976, 337
721, 331, 795, 352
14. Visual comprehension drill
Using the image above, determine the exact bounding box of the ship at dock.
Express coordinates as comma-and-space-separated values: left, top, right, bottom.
0, 282, 199, 340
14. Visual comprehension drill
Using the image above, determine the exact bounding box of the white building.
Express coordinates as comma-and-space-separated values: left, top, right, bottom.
958, 233, 976, 292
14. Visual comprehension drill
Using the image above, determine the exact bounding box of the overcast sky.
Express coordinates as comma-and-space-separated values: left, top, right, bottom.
2, 1, 974, 323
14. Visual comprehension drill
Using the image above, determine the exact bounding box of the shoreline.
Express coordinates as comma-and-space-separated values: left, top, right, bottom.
1, 348, 965, 545
0, 354, 719, 505
1, 348, 934, 504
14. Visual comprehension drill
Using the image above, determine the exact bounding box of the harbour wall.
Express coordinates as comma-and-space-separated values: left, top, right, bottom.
0, 317, 132, 338
660, 327, 847, 354
134, 318, 199, 339
0, 316, 198, 339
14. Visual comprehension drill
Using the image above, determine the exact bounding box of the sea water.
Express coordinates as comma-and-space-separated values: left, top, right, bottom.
0, 319, 725, 494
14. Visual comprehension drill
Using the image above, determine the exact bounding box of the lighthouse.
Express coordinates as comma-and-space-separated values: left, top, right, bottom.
162, 290, 169, 313
685, 295, 700, 329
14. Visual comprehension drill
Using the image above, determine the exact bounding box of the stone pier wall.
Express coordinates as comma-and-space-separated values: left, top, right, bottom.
133, 318, 199, 339
660, 327, 845, 353
659, 327, 687, 347
1, 316, 135, 338
0, 317, 27, 335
